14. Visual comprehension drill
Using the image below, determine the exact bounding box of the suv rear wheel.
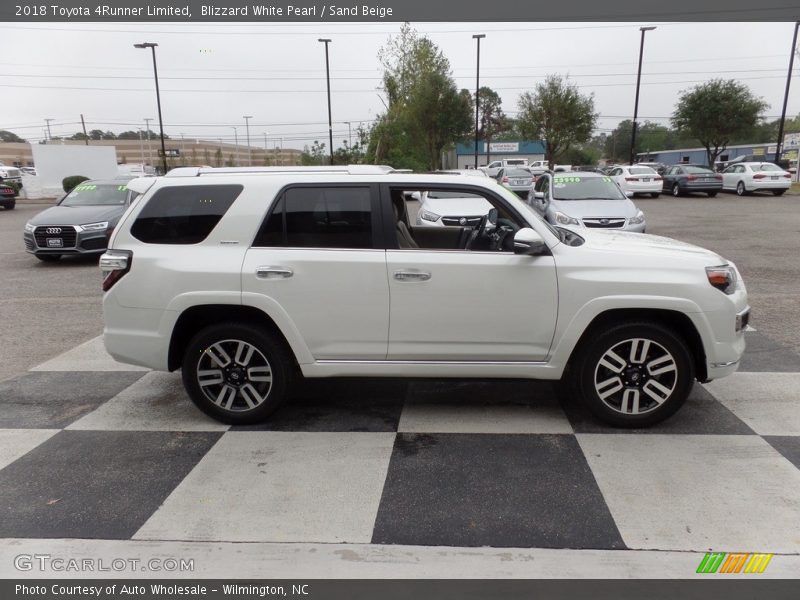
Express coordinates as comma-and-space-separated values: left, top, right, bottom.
572, 322, 694, 427
182, 322, 292, 424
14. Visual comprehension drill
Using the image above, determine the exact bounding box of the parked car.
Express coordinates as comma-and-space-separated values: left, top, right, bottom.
100, 165, 748, 428
23, 178, 138, 262
573, 165, 605, 174
496, 166, 534, 198
415, 188, 493, 228
529, 171, 647, 233
0, 182, 16, 210
724, 154, 791, 173
661, 165, 723, 197
20, 167, 37, 176
0, 161, 23, 189
634, 162, 667, 176
720, 162, 792, 196
435, 169, 490, 178
607, 165, 662, 198
481, 159, 529, 178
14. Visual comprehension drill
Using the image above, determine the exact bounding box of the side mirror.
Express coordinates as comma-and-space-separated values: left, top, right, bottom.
625, 191, 634, 198
513, 227, 546, 255
410, 191, 421, 202
487, 208, 498, 227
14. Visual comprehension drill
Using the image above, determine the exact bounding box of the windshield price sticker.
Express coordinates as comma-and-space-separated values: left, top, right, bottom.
73, 185, 97, 192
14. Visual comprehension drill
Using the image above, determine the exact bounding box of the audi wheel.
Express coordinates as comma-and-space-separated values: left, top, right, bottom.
736, 181, 747, 196
573, 321, 694, 427
182, 322, 293, 424
672, 183, 681, 197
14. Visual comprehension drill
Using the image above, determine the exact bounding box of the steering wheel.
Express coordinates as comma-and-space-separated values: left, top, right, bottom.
466, 212, 491, 250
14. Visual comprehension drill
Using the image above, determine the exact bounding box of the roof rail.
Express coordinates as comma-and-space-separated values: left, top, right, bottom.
164, 165, 397, 177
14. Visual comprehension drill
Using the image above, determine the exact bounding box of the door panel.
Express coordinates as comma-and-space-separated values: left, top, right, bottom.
242, 248, 389, 360
386, 250, 558, 361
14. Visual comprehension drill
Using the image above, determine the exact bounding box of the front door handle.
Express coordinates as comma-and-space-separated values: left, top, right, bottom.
256, 266, 293, 279
394, 270, 431, 282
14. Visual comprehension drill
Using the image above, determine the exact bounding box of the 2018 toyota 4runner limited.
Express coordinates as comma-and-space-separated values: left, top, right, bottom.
100, 166, 749, 427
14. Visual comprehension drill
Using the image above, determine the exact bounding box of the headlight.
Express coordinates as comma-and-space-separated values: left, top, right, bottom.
24, 222, 35, 233
706, 265, 737, 295
79, 221, 109, 232
629, 210, 645, 225
554, 211, 579, 226
419, 210, 440, 223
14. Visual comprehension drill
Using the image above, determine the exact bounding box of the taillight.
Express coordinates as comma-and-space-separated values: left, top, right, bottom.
654, 177, 663, 181
753, 174, 766, 179
783, 174, 792, 179
715, 175, 722, 180
502, 176, 509, 183
686, 175, 697, 181
99, 250, 132, 292
625, 177, 638, 182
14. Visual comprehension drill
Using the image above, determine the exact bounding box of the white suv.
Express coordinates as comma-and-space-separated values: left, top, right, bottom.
100, 166, 749, 427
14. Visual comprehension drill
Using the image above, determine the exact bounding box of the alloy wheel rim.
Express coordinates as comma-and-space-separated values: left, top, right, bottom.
593, 337, 678, 415
673, 184, 679, 196
737, 182, 744, 195
196, 339, 273, 412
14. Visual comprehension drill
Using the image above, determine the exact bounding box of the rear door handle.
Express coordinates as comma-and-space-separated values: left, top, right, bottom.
393, 270, 431, 282
256, 266, 293, 279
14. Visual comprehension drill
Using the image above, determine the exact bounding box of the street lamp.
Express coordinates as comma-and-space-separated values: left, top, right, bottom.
243, 115, 253, 166
318, 38, 334, 165
630, 26, 656, 166
144, 118, 154, 166
775, 21, 800, 167
231, 126, 239, 166
473, 34, 485, 169
134, 42, 168, 174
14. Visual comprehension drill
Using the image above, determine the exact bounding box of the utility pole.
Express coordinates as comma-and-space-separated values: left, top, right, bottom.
472, 34, 485, 169
80, 114, 88, 145
44, 118, 54, 142
318, 38, 334, 165
231, 126, 239, 166
243, 116, 253, 166
775, 21, 800, 166
630, 26, 656, 166
144, 118, 154, 166
137, 129, 144, 167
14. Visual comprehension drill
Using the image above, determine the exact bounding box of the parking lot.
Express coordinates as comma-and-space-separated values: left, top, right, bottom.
1, 191, 800, 577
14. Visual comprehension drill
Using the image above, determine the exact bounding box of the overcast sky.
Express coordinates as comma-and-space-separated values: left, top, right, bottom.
1, 21, 798, 151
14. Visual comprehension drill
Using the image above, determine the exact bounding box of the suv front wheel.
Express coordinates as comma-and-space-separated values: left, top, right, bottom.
572, 322, 694, 427
182, 322, 292, 424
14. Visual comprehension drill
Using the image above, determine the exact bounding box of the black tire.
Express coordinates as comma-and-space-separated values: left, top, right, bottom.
35, 254, 60, 262
772, 189, 786, 196
3, 202, 14, 210
736, 181, 747, 196
650, 192, 660, 198
707, 192, 717, 198
571, 321, 695, 427
672, 183, 681, 197
181, 322, 293, 425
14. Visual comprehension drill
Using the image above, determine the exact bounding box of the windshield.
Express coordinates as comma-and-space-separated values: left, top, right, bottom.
507, 168, 532, 177
62, 183, 129, 206
756, 163, 781, 172
552, 175, 626, 201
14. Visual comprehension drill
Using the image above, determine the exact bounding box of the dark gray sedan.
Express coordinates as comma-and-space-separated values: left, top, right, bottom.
23, 178, 138, 262
661, 165, 723, 197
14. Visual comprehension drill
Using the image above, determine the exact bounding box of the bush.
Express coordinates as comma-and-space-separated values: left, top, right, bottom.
62, 175, 90, 193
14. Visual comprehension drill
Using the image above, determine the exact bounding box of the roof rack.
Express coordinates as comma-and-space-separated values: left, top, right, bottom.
164, 165, 397, 177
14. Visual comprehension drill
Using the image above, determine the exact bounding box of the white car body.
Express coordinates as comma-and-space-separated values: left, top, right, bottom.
608, 165, 662, 196
529, 160, 572, 176
415, 191, 494, 227
100, 166, 748, 427
720, 162, 792, 194
482, 159, 529, 178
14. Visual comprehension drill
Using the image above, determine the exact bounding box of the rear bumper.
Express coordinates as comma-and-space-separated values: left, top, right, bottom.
681, 182, 723, 192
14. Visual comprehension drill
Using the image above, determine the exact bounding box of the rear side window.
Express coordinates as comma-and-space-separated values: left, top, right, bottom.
254, 186, 372, 249
131, 185, 242, 244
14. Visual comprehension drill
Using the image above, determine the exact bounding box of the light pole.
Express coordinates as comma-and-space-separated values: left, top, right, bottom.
243, 115, 253, 166
134, 42, 168, 174
318, 38, 334, 165
775, 21, 800, 166
144, 118, 154, 166
630, 26, 656, 166
473, 34, 485, 169
137, 129, 144, 166
231, 126, 239, 166
44, 118, 54, 142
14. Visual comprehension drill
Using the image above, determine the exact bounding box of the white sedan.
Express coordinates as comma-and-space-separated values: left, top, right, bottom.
607, 165, 662, 197
721, 162, 792, 196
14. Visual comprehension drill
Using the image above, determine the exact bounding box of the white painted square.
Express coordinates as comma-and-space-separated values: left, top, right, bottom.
134, 431, 396, 543
67, 372, 229, 432
578, 434, 800, 552
704, 373, 800, 435
0, 429, 59, 471
31, 336, 149, 372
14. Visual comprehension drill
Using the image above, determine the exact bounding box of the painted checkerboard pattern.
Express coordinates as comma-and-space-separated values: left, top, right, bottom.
1, 331, 799, 553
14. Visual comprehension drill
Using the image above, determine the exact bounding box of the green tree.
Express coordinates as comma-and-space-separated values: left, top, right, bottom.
0, 130, 26, 143
214, 148, 223, 167
368, 24, 472, 170
672, 79, 768, 168
517, 75, 597, 168
476, 86, 511, 162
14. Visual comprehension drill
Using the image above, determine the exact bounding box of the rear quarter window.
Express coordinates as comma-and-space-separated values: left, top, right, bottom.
130, 184, 243, 244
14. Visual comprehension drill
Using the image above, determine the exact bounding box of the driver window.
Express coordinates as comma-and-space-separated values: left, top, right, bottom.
390, 186, 523, 253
